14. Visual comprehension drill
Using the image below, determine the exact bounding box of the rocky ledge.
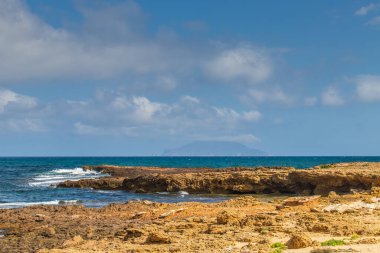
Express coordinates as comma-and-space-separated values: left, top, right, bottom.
3, 192, 380, 252
58, 162, 380, 196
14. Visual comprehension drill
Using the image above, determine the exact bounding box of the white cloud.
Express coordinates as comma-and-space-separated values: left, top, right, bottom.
246, 88, 293, 105
304, 96, 317, 106
214, 107, 261, 122
322, 87, 345, 106
154, 75, 177, 90
130, 96, 168, 122
367, 16, 380, 25
355, 3, 379, 16
195, 134, 259, 143
67, 91, 261, 139
0, 88, 46, 133
0, 119, 45, 133
74, 122, 136, 136
0, 89, 37, 113
355, 75, 380, 102
0, 0, 191, 83
180, 95, 200, 104
205, 45, 272, 84
242, 111, 262, 121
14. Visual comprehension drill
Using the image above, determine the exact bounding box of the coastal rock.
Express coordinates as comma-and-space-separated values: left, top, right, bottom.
159, 208, 187, 219
216, 210, 238, 225
283, 196, 321, 206
40, 227, 56, 238
286, 233, 313, 249
58, 177, 125, 190
62, 235, 84, 247
3, 189, 380, 253
58, 163, 380, 195
146, 232, 171, 244
122, 169, 292, 194
124, 229, 145, 241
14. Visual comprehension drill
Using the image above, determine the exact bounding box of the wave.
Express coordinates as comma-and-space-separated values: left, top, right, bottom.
0, 200, 79, 209
157, 191, 190, 196
52, 168, 100, 175
28, 167, 105, 187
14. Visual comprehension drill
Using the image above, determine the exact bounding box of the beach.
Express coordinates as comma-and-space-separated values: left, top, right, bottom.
2, 162, 380, 252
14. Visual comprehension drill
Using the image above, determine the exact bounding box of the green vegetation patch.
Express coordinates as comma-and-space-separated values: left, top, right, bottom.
270, 242, 287, 253
321, 239, 345, 246
350, 234, 360, 240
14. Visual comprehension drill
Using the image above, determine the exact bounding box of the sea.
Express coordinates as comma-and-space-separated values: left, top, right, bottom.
1, 156, 380, 209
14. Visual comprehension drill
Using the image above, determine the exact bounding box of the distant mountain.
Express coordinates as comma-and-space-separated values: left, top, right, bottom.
162, 141, 266, 156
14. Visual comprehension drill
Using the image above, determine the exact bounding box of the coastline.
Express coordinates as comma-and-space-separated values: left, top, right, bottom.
59, 162, 380, 196
2, 162, 380, 252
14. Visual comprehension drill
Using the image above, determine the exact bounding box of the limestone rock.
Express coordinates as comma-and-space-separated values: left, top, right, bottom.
123, 229, 145, 241
146, 232, 171, 244
286, 233, 312, 249
62, 235, 84, 247
283, 196, 320, 206
40, 227, 56, 238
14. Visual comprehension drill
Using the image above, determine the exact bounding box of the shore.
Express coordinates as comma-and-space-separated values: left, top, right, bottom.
2, 162, 380, 252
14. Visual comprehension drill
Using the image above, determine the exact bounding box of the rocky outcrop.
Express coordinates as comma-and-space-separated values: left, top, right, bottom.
3, 193, 380, 252
58, 177, 125, 190
286, 233, 313, 249
58, 162, 380, 196
122, 168, 292, 194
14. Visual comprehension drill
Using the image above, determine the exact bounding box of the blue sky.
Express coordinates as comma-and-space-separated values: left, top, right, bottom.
1, 0, 380, 156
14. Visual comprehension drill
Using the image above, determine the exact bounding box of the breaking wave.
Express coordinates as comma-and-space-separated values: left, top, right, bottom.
28, 167, 104, 187
0, 200, 80, 209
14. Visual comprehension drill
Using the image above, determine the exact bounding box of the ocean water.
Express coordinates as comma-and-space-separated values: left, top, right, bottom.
1, 156, 380, 209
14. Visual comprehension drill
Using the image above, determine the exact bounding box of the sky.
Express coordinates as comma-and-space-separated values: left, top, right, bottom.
1, 0, 380, 156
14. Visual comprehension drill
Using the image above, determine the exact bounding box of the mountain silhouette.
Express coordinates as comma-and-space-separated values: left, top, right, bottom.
162, 141, 266, 156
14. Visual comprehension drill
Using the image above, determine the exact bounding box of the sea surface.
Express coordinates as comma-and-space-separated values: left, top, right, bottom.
1, 156, 380, 209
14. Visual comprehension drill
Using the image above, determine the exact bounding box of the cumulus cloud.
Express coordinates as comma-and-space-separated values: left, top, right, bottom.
355, 75, 380, 102
0, 119, 45, 133
367, 16, 380, 25
67, 91, 261, 139
205, 45, 272, 84
214, 107, 261, 122
0, 89, 45, 133
322, 87, 345, 106
304, 96, 317, 106
0, 89, 37, 113
0, 0, 192, 83
355, 3, 379, 16
246, 88, 293, 105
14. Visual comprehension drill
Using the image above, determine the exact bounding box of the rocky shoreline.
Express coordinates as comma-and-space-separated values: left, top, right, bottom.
59, 162, 380, 196
2, 162, 380, 252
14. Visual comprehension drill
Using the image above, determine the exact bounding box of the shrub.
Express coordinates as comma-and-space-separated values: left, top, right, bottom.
270, 242, 287, 253
321, 239, 345, 246
351, 233, 360, 240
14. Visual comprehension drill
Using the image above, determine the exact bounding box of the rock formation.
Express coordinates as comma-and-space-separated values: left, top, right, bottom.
59, 162, 380, 196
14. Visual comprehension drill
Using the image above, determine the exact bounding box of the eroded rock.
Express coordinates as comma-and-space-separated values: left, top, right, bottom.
286, 233, 313, 249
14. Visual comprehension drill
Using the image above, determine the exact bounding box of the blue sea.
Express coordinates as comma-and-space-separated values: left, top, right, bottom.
1, 156, 380, 209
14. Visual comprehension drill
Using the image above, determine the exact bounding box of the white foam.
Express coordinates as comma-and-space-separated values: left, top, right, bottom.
0, 200, 78, 209
157, 192, 169, 195
52, 168, 99, 175
28, 167, 104, 187
29, 179, 81, 187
